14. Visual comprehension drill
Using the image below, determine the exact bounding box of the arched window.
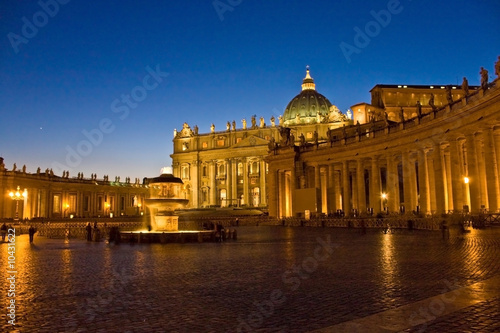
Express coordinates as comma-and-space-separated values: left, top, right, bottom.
218, 163, 225, 176
181, 165, 190, 180
252, 187, 260, 207
219, 189, 227, 207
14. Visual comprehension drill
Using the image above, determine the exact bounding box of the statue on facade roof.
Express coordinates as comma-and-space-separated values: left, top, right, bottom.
268, 137, 276, 152
480, 67, 489, 91
384, 112, 389, 127
461, 77, 469, 96
22, 165, 26, 173
251, 115, 257, 129
327, 128, 334, 147
259, 117, 265, 128
226, 121, 231, 131
12, 163, 17, 172
242, 118, 247, 130
416, 101, 422, 118
270, 116, 275, 127
278, 115, 284, 126
193, 125, 199, 135
495, 56, 500, 78
210, 123, 215, 133
428, 93, 436, 110
232, 120, 236, 131
446, 86, 453, 105
36, 167, 40, 175
299, 133, 306, 147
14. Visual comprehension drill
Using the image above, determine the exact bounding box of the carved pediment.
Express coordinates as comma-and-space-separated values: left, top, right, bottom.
177, 122, 194, 138
232, 135, 269, 148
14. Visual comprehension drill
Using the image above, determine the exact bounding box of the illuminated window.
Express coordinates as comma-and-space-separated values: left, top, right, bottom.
237, 163, 243, 176
181, 165, 190, 179
53, 194, 61, 213
307, 132, 313, 139
217, 139, 225, 147
236, 138, 242, 143
202, 142, 208, 149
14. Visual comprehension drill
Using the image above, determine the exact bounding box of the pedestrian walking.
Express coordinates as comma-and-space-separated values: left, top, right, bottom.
1, 223, 7, 242
28, 225, 36, 243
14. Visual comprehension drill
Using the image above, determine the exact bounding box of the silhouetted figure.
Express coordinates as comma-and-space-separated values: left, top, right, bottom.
86, 222, 92, 241
1, 223, 7, 242
28, 225, 36, 243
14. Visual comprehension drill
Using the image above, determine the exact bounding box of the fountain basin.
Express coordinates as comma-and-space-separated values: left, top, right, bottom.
119, 230, 217, 243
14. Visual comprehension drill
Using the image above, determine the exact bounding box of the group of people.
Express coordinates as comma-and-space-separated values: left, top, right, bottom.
85, 222, 103, 241
1, 222, 37, 243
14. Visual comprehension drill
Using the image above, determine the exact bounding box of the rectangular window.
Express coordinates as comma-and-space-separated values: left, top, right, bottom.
83, 196, 90, 212
98, 196, 103, 211
217, 140, 225, 147
121, 196, 125, 211
202, 142, 208, 148
69, 194, 77, 212
53, 194, 61, 213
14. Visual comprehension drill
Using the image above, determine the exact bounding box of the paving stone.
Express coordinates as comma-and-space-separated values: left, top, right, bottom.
0, 227, 499, 332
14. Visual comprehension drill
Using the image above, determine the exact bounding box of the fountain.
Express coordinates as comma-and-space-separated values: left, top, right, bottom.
119, 168, 215, 243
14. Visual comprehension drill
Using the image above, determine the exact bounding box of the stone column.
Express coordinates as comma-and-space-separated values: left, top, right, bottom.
231, 159, 237, 206
448, 139, 465, 212
482, 129, 499, 212
209, 161, 216, 206
417, 149, 429, 215
243, 158, 249, 206
356, 159, 366, 213
191, 160, 199, 208
342, 160, 351, 214
260, 160, 267, 206
268, 167, 278, 217
402, 151, 413, 212
328, 164, 336, 213
386, 155, 399, 213
432, 144, 446, 214
314, 163, 321, 213
465, 134, 481, 213
370, 156, 381, 213
226, 159, 232, 207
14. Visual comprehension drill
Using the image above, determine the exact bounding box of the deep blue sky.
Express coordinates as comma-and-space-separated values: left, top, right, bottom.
1, 0, 499, 180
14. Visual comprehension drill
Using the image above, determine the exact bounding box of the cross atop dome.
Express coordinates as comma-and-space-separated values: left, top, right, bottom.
302, 66, 316, 91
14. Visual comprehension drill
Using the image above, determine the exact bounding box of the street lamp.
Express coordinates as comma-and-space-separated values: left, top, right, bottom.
9, 186, 27, 221
381, 193, 388, 214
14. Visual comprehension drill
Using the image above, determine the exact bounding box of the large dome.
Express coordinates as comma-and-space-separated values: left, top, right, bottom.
282, 69, 334, 126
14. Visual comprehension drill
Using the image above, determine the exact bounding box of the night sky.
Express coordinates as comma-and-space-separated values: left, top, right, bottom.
1, 0, 498, 180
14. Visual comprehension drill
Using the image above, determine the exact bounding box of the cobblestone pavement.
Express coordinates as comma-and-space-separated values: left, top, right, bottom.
1, 226, 500, 332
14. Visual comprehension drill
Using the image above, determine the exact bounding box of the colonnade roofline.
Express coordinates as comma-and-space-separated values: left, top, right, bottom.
270, 78, 500, 159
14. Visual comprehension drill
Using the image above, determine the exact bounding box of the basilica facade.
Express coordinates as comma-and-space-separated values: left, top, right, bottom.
170, 69, 351, 209
173, 61, 500, 218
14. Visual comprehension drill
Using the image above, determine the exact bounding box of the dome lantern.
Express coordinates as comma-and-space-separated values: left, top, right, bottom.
301, 66, 316, 91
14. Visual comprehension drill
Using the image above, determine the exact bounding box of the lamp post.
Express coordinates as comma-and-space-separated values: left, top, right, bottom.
9, 186, 27, 221
381, 193, 388, 214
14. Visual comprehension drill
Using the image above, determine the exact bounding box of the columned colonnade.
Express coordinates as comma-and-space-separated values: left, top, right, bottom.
268, 80, 500, 218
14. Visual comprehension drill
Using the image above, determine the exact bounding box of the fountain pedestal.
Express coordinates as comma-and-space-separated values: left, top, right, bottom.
154, 215, 178, 231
